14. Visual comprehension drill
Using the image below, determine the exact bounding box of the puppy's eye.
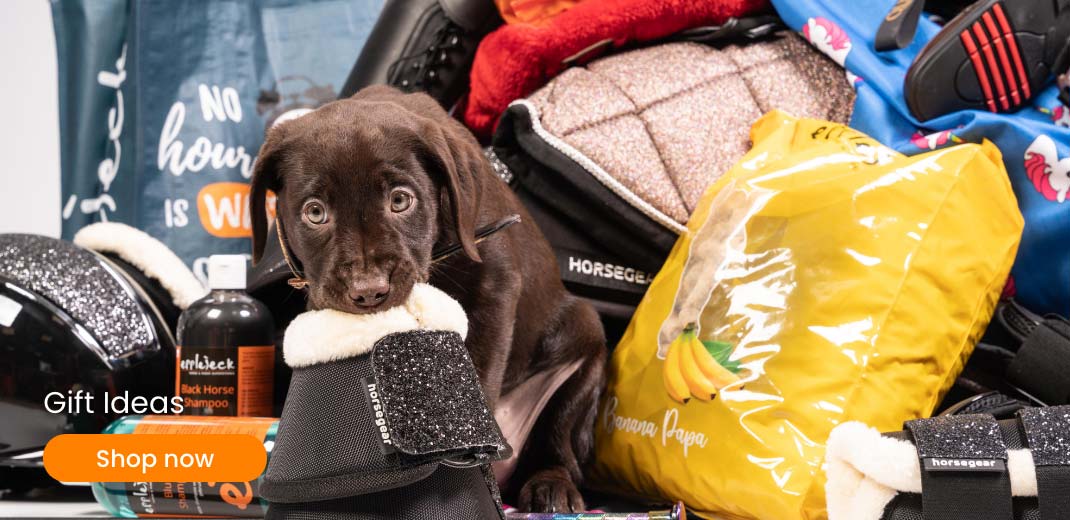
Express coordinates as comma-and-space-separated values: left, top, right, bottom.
302, 200, 329, 225
389, 189, 414, 213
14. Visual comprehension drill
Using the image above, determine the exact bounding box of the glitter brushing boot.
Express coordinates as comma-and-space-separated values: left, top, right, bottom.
260, 283, 511, 520
825, 403, 1070, 520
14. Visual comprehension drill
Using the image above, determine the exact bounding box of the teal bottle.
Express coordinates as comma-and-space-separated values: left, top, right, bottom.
90, 415, 277, 518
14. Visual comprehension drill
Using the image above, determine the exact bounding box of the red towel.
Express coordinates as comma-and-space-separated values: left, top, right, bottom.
463, 0, 770, 138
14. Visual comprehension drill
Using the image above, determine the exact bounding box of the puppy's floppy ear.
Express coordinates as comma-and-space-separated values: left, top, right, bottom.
351, 87, 485, 262
250, 124, 288, 265
418, 117, 485, 263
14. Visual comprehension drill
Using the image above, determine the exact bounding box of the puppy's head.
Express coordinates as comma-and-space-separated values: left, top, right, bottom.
250, 86, 483, 313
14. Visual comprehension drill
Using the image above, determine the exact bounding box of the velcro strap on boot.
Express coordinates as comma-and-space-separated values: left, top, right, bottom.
905, 414, 1014, 520
1006, 317, 1070, 405
371, 330, 511, 465
1019, 406, 1070, 520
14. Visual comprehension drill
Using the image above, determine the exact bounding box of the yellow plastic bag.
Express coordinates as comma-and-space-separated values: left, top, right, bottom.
590, 112, 1023, 520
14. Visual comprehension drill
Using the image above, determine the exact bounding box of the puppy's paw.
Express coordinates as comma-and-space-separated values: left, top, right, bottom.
517, 467, 585, 513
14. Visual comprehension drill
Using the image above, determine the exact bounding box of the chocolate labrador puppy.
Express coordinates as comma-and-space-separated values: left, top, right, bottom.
250, 85, 606, 513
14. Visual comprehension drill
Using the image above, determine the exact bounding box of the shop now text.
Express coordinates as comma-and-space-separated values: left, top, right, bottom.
98, 449, 214, 474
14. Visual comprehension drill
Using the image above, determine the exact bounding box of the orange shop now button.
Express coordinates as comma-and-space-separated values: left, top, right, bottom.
43, 434, 266, 483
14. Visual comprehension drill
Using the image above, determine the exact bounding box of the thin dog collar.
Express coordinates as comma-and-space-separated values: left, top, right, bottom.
275, 217, 309, 290
274, 214, 522, 291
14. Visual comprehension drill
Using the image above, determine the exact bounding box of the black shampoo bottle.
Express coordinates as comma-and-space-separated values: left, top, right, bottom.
176, 255, 274, 416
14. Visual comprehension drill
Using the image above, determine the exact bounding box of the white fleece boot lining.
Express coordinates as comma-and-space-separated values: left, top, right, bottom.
283, 283, 468, 368
826, 421, 1039, 520
73, 222, 207, 309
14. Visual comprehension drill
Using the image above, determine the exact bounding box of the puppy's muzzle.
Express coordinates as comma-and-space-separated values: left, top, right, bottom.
349, 275, 390, 308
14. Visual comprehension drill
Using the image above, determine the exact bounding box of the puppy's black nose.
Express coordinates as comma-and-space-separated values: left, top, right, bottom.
349, 278, 390, 308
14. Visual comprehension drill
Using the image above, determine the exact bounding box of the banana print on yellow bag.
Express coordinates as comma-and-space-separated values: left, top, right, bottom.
590, 111, 1024, 520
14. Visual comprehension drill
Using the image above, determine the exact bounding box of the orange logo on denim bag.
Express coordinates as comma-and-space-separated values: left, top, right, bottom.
197, 182, 276, 238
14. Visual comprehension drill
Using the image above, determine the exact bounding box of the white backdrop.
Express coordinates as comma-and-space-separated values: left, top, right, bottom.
0, 0, 61, 236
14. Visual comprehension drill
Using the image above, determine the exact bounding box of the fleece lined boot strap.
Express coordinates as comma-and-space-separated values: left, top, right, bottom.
905, 414, 1014, 520
1019, 407, 1070, 520
260, 284, 511, 520
825, 403, 1070, 519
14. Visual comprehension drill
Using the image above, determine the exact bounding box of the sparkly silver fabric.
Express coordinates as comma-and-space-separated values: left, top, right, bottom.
907, 414, 1007, 460
525, 33, 856, 222
485, 147, 514, 184
1019, 407, 1070, 466
263, 327, 508, 504
373, 330, 508, 459
0, 234, 154, 358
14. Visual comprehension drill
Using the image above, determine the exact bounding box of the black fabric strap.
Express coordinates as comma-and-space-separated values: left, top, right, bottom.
1036, 467, 1070, 520
905, 414, 1014, 520
876, 0, 926, 51
1006, 317, 1070, 405
668, 15, 785, 45
1019, 407, 1070, 520
1058, 74, 1070, 112
996, 300, 1042, 343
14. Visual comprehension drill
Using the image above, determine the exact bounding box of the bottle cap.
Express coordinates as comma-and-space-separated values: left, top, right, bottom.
207, 255, 247, 290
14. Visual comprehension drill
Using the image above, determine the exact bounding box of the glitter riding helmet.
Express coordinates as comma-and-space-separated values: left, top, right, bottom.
0, 224, 206, 466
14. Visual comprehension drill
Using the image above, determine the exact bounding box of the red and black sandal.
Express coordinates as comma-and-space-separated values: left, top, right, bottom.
893, 0, 1070, 121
